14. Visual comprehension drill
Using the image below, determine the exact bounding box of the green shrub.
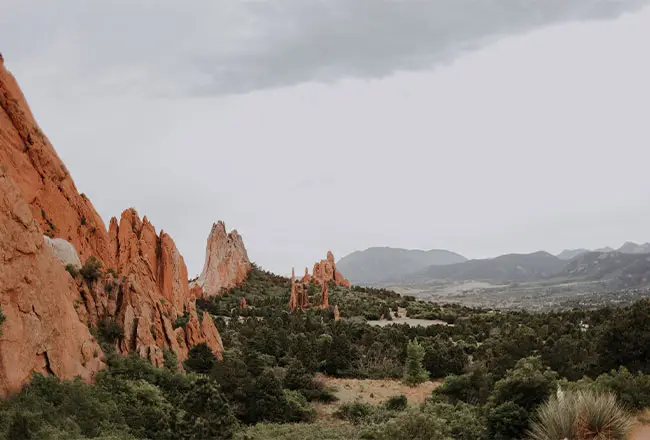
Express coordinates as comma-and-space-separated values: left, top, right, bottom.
492, 356, 558, 411
184, 343, 218, 375
234, 422, 360, 440
173, 311, 190, 330
385, 395, 408, 411
64, 264, 79, 278
434, 364, 494, 405
163, 349, 178, 373
424, 402, 487, 440
361, 409, 452, 440
591, 367, 650, 410
80, 256, 102, 283
97, 319, 124, 344
528, 390, 632, 440
334, 402, 375, 424
402, 339, 429, 387
487, 402, 529, 440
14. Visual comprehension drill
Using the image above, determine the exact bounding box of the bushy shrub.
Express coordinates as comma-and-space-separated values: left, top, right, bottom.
528, 389, 632, 440
334, 402, 375, 424
64, 264, 79, 278
98, 319, 124, 344
591, 367, 650, 410
80, 256, 102, 283
360, 409, 452, 440
487, 402, 529, 440
385, 395, 408, 411
434, 364, 494, 405
184, 343, 218, 375
424, 401, 487, 440
403, 339, 429, 387
492, 356, 558, 411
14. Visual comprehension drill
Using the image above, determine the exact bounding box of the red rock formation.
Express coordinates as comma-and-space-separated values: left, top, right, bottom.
333, 305, 341, 321
320, 282, 329, 309
104, 209, 223, 366
310, 251, 350, 287
302, 267, 312, 283
0, 168, 104, 397
240, 297, 247, 312
0, 57, 114, 267
288, 267, 309, 311
195, 221, 251, 296
0, 57, 223, 383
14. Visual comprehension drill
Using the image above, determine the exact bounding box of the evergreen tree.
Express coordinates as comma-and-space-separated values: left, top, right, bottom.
402, 338, 430, 387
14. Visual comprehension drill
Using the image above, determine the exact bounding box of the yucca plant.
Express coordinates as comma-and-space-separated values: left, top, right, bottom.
528, 388, 632, 440
574, 391, 633, 440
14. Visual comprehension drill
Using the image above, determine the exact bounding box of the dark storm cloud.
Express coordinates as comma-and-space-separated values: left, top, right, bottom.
2, 0, 648, 96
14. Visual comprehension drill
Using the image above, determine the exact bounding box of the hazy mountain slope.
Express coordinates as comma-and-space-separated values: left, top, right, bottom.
557, 248, 590, 260
618, 242, 650, 254
336, 247, 467, 284
402, 251, 566, 283
561, 251, 650, 288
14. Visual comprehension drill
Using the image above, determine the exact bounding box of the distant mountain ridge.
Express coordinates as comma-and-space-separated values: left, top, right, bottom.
341, 241, 650, 288
561, 251, 650, 289
402, 251, 566, 284
557, 242, 650, 259
336, 247, 467, 284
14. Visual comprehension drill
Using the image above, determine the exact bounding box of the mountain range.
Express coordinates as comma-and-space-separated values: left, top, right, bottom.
336, 247, 467, 284
339, 242, 650, 287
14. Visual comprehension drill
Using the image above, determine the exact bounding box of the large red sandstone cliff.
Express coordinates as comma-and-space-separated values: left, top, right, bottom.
0, 58, 223, 393
0, 57, 114, 267
0, 168, 104, 397
194, 221, 251, 296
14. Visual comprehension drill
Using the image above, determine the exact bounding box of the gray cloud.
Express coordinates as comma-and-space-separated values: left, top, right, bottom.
1, 1, 649, 275
2, 0, 648, 96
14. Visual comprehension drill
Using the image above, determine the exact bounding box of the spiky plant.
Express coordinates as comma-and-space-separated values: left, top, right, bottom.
528, 389, 632, 440
574, 391, 633, 440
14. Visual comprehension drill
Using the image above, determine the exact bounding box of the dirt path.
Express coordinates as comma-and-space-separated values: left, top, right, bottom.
630, 424, 650, 440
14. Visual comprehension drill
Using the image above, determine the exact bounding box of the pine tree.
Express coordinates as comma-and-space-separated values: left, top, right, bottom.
403, 338, 430, 387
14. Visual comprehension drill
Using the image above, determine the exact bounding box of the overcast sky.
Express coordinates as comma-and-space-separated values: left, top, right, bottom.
2, 0, 650, 275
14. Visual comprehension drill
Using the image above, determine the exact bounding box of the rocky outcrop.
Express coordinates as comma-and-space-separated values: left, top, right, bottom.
0, 57, 223, 387
102, 209, 224, 366
301, 267, 312, 283
289, 268, 309, 311
43, 236, 83, 269
333, 305, 341, 321
0, 57, 114, 267
0, 168, 103, 397
310, 251, 350, 287
320, 282, 329, 309
240, 297, 247, 312
194, 221, 251, 297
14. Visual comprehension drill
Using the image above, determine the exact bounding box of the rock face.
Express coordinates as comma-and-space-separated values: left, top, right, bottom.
43, 236, 83, 269
0, 57, 114, 267
289, 268, 309, 311
0, 57, 224, 390
301, 267, 312, 283
0, 168, 104, 397
240, 297, 247, 312
310, 251, 350, 287
320, 282, 329, 309
194, 221, 251, 297
333, 305, 341, 321
103, 209, 224, 366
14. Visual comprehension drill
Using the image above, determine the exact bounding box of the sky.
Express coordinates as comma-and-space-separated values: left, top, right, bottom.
2, 0, 650, 276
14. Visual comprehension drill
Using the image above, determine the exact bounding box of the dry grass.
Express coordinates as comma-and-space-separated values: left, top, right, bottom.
314, 375, 441, 420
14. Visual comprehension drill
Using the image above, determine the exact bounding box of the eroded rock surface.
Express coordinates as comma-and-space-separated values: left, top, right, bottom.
0, 168, 103, 397
195, 221, 251, 296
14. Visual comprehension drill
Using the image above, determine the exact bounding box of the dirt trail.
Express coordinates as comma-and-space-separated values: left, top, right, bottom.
630, 423, 650, 440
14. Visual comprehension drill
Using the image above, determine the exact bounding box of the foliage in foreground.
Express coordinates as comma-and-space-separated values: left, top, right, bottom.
528, 390, 633, 440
